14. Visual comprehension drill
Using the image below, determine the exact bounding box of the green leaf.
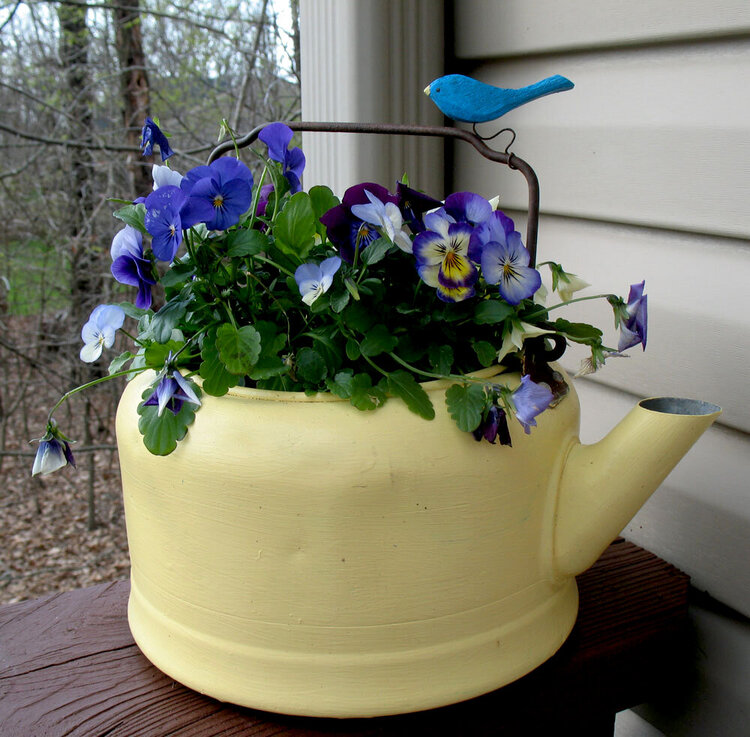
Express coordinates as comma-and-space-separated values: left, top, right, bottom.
216, 323, 261, 375
143, 339, 185, 369
553, 319, 603, 345
349, 373, 387, 411
274, 191, 316, 261
150, 299, 189, 343
474, 300, 514, 325
445, 383, 486, 432
345, 339, 360, 361
119, 302, 149, 321
473, 340, 497, 367
309, 185, 339, 228
388, 371, 435, 420
343, 301, 375, 333
254, 320, 286, 358
199, 332, 239, 396
360, 324, 397, 357
113, 203, 147, 234
326, 369, 354, 398
249, 357, 288, 380
428, 345, 454, 375
361, 237, 393, 266
330, 289, 350, 313
108, 351, 134, 375
137, 384, 201, 456
296, 347, 327, 383
227, 228, 269, 257
159, 263, 195, 289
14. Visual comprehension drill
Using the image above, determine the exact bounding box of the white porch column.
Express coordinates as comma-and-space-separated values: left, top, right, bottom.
299, 0, 445, 196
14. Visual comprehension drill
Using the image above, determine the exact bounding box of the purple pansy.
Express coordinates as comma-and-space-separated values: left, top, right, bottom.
480, 229, 541, 305
294, 256, 342, 305
258, 123, 306, 194
141, 117, 174, 161
473, 405, 512, 446
144, 370, 201, 417
512, 375, 554, 434
180, 158, 254, 231
110, 226, 157, 309
469, 209, 516, 262
618, 281, 648, 352
413, 217, 478, 303
320, 183, 398, 263
80, 304, 125, 363
396, 182, 442, 234
31, 421, 76, 477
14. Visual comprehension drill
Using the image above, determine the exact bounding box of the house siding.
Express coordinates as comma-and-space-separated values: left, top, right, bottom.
452, 2, 750, 734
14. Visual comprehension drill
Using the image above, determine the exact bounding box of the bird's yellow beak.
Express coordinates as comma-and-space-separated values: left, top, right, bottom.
424, 84, 431, 97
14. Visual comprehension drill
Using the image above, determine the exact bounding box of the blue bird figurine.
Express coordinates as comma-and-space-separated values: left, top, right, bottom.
424, 74, 574, 123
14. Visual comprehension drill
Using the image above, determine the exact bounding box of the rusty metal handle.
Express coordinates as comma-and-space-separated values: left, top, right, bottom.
208, 121, 540, 266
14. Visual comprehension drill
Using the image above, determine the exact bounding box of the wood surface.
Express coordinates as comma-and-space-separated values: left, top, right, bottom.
0, 539, 689, 736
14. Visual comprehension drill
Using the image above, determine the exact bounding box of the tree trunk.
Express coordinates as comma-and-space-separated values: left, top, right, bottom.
113, 0, 152, 198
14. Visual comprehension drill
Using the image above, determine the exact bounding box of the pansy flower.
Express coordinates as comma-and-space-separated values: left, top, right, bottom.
144, 185, 192, 261
442, 191, 493, 227
294, 256, 342, 305
180, 158, 254, 231
141, 117, 173, 161
258, 123, 306, 194
618, 281, 647, 351
320, 183, 398, 263
350, 189, 412, 252
480, 223, 541, 305
473, 404, 512, 446
144, 370, 202, 417
413, 214, 478, 302
31, 422, 76, 476
152, 164, 183, 190
512, 375, 554, 434
396, 182, 442, 234
110, 226, 157, 309
80, 304, 125, 363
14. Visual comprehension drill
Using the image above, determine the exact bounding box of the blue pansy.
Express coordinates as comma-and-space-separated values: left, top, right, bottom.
512, 375, 554, 434
31, 422, 76, 476
480, 228, 541, 305
258, 123, 306, 194
141, 117, 174, 161
295, 256, 342, 305
144, 185, 192, 261
110, 226, 157, 309
80, 304, 125, 363
618, 281, 648, 352
144, 370, 202, 417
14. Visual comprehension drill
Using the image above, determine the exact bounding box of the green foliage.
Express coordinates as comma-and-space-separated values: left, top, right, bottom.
445, 383, 486, 432
137, 382, 202, 456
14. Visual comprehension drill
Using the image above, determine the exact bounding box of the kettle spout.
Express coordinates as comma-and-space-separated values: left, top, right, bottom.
554, 397, 721, 577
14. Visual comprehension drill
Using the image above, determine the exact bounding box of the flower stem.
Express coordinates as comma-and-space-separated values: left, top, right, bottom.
47, 366, 149, 423
524, 293, 616, 322
253, 254, 295, 278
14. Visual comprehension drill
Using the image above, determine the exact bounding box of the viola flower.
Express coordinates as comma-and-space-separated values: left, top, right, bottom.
618, 281, 648, 351
496, 319, 554, 363
141, 117, 174, 161
295, 256, 342, 305
180, 158, 254, 231
480, 232, 541, 305
80, 304, 125, 363
258, 122, 306, 194
473, 404, 512, 446
512, 375, 554, 434
350, 189, 413, 252
144, 185, 191, 261
110, 226, 157, 309
320, 183, 398, 263
396, 182, 442, 234
144, 370, 202, 417
469, 209, 516, 262
413, 217, 478, 303
31, 422, 76, 476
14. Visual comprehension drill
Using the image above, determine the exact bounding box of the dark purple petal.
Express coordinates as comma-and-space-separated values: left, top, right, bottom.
396, 182, 442, 233
342, 182, 398, 208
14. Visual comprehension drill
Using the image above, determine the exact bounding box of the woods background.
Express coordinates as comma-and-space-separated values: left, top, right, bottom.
0, 0, 300, 603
